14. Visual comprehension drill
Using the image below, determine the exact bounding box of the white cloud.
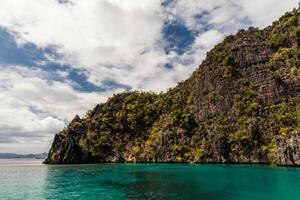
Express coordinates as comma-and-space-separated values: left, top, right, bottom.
194, 30, 224, 49
164, 0, 229, 29
0, 0, 298, 91
0, 0, 299, 153
186, 29, 224, 67
0, 0, 170, 89
237, 0, 299, 27
166, 0, 299, 32
0, 66, 121, 153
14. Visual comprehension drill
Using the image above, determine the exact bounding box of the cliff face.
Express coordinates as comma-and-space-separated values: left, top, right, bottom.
45, 8, 300, 166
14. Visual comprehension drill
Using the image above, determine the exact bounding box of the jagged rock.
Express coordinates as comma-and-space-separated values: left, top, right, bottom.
276, 131, 300, 166
45, 7, 300, 166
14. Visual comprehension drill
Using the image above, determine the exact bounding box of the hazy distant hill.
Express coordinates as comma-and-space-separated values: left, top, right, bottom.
0, 152, 48, 159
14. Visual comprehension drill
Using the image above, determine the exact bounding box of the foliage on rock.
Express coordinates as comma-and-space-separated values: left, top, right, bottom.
45, 7, 300, 166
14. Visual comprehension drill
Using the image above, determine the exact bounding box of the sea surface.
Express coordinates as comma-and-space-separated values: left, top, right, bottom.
0, 159, 300, 200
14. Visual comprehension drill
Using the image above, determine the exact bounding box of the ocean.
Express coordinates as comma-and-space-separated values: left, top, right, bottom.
0, 159, 300, 200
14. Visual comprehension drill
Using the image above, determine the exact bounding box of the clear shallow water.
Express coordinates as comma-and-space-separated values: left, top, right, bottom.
1, 159, 300, 200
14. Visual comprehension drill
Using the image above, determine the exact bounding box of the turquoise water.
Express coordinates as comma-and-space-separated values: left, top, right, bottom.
0, 159, 300, 200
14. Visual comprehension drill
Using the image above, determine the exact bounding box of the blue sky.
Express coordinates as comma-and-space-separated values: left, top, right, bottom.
0, 0, 298, 153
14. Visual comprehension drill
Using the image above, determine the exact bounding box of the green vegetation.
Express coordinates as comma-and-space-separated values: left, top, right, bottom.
76, 89, 200, 162
267, 33, 288, 50
259, 139, 276, 165
294, 27, 300, 44
235, 81, 258, 116
279, 7, 300, 27
214, 51, 240, 78
271, 102, 298, 127
238, 78, 250, 87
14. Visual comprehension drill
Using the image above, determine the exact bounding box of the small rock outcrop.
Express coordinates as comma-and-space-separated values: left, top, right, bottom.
276, 131, 300, 166
45, 7, 300, 166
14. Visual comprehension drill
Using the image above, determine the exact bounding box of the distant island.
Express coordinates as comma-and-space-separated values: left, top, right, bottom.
0, 152, 48, 159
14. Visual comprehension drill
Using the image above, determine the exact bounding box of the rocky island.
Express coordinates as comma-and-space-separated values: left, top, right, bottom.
45, 8, 300, 166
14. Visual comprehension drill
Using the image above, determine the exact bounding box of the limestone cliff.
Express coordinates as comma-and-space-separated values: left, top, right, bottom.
45, 8, 300, 166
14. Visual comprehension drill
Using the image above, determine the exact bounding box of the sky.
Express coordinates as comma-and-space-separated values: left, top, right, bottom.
0, 0, 298, 154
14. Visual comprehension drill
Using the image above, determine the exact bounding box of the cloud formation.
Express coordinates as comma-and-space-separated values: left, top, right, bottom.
0, 66, 120, 153
0, 0, 298, 153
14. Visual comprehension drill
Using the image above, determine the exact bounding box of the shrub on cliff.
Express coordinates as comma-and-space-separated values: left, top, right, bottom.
267, 33, 288, 50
